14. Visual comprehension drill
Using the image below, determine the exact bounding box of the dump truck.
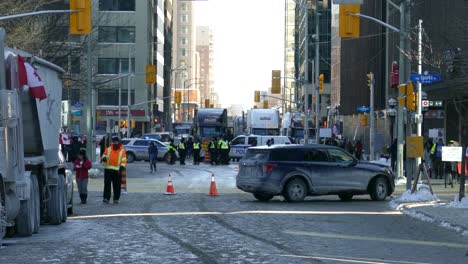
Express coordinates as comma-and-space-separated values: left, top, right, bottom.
0, 29, 72, 241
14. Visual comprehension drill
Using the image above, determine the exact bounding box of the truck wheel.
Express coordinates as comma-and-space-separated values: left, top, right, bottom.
31, 175, 40, 234
16, 176, 35, 236
47, 176, 64, 225
60, 175, 67, 223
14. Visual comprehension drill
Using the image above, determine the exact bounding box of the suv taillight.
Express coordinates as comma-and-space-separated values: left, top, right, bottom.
263, 163, 277, 173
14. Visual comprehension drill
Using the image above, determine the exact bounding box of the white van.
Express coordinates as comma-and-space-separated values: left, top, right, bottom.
229, 135, 293, 161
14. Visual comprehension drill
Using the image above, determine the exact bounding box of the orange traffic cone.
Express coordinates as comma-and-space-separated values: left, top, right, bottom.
208, 173, 219, 196
164, 173, 176, 195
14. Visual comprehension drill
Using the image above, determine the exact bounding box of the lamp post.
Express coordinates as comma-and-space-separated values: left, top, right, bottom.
182, 78, 201, 121
184, 81, 203, 121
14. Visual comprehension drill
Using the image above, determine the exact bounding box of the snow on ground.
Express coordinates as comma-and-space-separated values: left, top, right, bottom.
447, 195, 468, 209
393, 188, 439, 203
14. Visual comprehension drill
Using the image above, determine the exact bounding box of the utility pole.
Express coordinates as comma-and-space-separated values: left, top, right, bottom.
416, 19, 423, 169
314, 0, 320, 143
86, 36, 94, 162
127, 50, 132, 138
369, 72, 375, 161
303, 0, 310, 144
118, 56, 122, 137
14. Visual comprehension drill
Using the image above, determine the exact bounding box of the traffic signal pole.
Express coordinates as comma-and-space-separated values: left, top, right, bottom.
303, 2, 310, 144
314, 0, 320, 144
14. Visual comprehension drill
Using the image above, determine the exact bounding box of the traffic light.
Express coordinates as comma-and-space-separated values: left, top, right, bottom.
204, 99, 210, 108
254, 90, 260, 102
263, 100, 269, 109
319, 74, 324, 93
120, 120, 127, 128
175, 91, 182, 104
360, 114, 368, 127
153, 117, 159, 124
131, 119, 136, 129
339, 4, 360, 38
366, 72, 374, 88
70, 0, 91, 35
145, 65, 156, 85
397, 82, 417, 112
271, 70, 281, 94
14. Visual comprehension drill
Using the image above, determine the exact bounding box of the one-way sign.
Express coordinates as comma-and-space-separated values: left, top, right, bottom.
410, 73, 441, 84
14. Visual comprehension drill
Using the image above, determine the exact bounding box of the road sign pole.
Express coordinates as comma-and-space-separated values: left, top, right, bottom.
416, 19, 423, 173
369, 72, 375, 161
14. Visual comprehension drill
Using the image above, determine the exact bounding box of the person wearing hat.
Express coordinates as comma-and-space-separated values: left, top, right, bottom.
101, 137, 127, 204
73, 148, 92, 204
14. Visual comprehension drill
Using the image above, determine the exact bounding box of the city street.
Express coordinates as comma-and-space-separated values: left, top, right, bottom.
1, 161, 467, 264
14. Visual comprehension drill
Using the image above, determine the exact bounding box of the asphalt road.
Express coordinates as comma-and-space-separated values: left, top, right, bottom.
1, 161, 467, 264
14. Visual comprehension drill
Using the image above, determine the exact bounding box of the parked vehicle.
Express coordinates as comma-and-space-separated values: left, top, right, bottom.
1, 34, 70, 240
282, 112, 316, 144
236, 144, 395, 202
246, 109, 280, 136
121, 138, 175, 163
143, 132, 172, 143
193, 108, 228, 160
172, 122, 193, 137
229, 135, 293, 161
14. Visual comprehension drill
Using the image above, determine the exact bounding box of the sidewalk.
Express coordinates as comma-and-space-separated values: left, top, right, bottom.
391, 180, 468, 237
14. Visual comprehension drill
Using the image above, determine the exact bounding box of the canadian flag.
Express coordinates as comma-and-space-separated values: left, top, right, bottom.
17, 55, 47, 101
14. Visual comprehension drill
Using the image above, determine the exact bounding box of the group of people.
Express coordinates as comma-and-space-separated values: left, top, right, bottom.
60, 129, 87, 162
165, 137, 202, 165
428, 138, 460, 188
208, 136, 231, 165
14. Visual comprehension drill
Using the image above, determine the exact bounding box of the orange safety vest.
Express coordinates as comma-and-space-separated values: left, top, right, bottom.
102, 145, 127, 171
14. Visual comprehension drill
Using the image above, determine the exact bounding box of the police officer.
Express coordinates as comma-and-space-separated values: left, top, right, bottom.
219, 136, 230, 165
209, 137, 218, 165
193, 138, 201, 165
167, 139, 177, 165
178, 138, 187, 165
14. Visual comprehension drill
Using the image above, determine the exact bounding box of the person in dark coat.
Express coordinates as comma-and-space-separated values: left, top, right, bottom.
99, 134, 111, 162
209, 137, 218, 165
354, 140, 363, 160
186, 137, 194, 160
148, 142, 158, 173
193, 138, 201, 165
390, 139, 397, 172
70, 136, 81, 162
177, 138, 187, 165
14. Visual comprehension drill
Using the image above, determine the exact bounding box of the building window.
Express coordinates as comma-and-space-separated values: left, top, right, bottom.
98, 58, 135, 74
181, 14, 188, 23
99, 0, 135, 11
99, 26, 135, 43
181, 49, 187, 57
181, 3, 187, 11
181, 26, 188, 34
98, 90, 134, 105
181, 38, 188, 45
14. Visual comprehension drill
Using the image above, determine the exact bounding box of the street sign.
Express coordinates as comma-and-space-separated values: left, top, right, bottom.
72, 102, 84, 107
410, 73, 441, 84
406, 136, 423, 158
333, 0, 363, 4
421, 100, 429, 107
442, 146, 462, 162
71, 110, 82, 116
356, 106, 370, 113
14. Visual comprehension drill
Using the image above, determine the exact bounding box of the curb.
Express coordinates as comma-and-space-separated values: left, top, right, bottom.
391, 201, 468, 237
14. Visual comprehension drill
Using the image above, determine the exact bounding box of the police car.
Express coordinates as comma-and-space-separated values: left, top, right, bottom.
121, 138, 174, 163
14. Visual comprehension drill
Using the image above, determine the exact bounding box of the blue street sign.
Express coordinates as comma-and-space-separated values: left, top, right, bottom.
410, 73, 441, 84
72, 102, 84, 107
71, 110, 82, 116
356, 106, 370, 113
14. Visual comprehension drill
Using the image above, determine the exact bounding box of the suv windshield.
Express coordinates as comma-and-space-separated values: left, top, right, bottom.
244, 149, 270, 161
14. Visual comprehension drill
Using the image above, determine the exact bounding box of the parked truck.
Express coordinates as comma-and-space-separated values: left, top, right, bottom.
0, 29, 72, 241
246, 109, 280, 136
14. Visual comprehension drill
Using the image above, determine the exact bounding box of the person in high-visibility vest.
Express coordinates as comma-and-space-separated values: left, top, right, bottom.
209, 137, 218, 165
167, 140, 177, 165
178, 138, 187, 165
101, 137, 127, 204
219, 135, 230, 165
193, 138, 201, 165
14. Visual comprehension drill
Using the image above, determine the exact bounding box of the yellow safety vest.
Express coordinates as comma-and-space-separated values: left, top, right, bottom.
220, 140, 229, 149
193, 142, 200, 149
178, 143, 185, 150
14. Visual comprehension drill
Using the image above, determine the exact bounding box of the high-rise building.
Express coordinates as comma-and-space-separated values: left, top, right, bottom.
163, 0, 174, 131
172, 0, 197, 122
284, 0, 297, 112
196, 26, 217, 108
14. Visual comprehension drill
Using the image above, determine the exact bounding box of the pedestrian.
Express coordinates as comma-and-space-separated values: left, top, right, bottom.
423, 139, 433, 178
73, 148, 91, 204
99, 133, 111, 161
390, 139, 397, 172
266, 139, 272, 147
354, 140, 363, 160
346, 140, 354, 155
430, 138, 444, 179
270, 138, 275, 146
167, 139, 177, 165
70, 136, 81, 162
193, 138, 201, 165
61, 129, 72, 161
186, 137, 194, 160
148, 142, 158, 173
101, 137, 127, 204
209, 137, 218, 165
178, 138, 187, 165
445, 140, 458, 188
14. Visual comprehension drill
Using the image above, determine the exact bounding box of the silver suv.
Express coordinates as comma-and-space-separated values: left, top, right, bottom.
121, 138, 171, 163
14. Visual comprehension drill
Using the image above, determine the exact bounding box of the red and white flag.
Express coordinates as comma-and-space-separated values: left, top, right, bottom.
17, 55, 47, 101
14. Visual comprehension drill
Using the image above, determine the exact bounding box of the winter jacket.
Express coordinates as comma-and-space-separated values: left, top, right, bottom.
73, 159, 92, 179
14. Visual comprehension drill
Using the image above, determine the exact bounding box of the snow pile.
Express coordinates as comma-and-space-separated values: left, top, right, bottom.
447, 195, 468, 209
395, 177, 406, 186
88, 168, 103, 178
394, 189, 439, 203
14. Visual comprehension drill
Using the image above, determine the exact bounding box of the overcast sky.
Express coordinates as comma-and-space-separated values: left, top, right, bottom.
194, 0, 285, 108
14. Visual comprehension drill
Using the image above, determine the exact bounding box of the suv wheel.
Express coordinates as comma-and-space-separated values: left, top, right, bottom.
370, 177, 388, 201
127, 153, 136, 163
283, 178, 307, 203
338, 193, 353, 201
253, 193, 274, 202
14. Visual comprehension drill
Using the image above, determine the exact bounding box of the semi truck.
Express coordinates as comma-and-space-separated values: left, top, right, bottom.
0, 29, 71, 241
246, 109, 280, 136
282, 112, 316, 144
193, 108, 228, 160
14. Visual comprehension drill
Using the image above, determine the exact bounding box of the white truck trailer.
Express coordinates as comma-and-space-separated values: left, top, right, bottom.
246, 109, 280, 136
0, 29, 72, 241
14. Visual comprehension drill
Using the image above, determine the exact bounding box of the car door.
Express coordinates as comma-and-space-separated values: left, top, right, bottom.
133, 140, 150, 160
155, 141, 168, 159
303, 148, 331, 194
229, 136, 246, 159
325, 148, 360, 191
